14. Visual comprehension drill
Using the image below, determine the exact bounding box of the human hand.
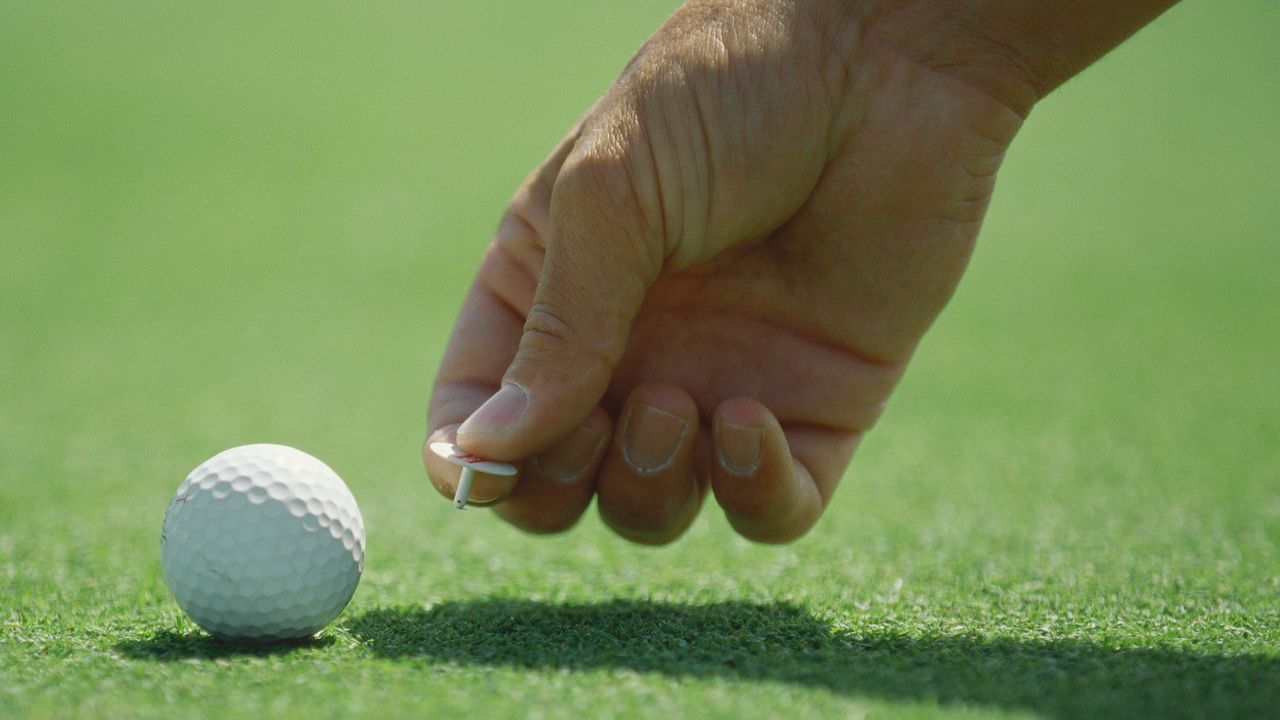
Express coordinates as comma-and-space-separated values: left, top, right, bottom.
423, 0, 1168, 543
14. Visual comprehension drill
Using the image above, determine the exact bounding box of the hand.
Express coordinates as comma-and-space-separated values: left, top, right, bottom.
423, 0, 1160, 544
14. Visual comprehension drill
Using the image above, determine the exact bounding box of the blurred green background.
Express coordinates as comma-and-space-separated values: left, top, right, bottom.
2, 1, 1278, 718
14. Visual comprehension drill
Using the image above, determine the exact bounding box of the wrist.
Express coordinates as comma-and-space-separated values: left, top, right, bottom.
854, 0, 1179, 116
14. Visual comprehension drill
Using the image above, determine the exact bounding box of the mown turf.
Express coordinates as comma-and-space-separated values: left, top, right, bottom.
2, 1, 1278, 718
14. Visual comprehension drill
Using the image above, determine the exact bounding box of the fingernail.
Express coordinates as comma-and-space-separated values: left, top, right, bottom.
457, 384, 529, 438
716, 421, 762, 475
535, 424, 605, 484
462, 471, 519, 506
623, 403, 688, 474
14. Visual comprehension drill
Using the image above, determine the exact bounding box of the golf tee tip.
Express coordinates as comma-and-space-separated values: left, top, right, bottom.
453, 467, 475, 510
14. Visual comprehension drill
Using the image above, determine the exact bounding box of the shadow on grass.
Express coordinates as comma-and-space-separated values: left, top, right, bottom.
115, 630, 334, 660
346, 599, 1279, 719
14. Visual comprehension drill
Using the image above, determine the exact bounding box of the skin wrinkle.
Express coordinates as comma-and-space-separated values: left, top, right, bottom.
687, 81, 715, 260
670, 49, 721, 265
646, 75, 680, 261
814, 2, 882, 155
637, 30, 715, 267
519, 299, 622, 389
547, 151, 660, 321
583, 96, 666, 267
603, 132, 668, 285
860, 2, 1040, 116
521, 302, 577, 348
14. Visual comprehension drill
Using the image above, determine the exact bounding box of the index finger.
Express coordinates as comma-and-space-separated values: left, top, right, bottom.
424, 129, 581, 500
424, 267, 530, 505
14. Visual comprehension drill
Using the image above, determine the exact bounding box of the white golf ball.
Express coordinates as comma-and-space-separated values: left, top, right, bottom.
161, 444, 365, 642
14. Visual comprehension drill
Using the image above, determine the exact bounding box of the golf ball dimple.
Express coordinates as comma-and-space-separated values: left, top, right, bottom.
161, 444, 365, 642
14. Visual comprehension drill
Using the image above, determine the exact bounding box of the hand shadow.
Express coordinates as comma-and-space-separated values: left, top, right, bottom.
345, 599, 1279, 720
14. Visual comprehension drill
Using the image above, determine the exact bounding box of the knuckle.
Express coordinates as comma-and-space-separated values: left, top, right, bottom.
523, 302, 575, 345
518, 303, 617, 380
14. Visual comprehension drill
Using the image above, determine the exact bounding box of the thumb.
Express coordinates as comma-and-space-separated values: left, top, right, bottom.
457, 136, 661, 461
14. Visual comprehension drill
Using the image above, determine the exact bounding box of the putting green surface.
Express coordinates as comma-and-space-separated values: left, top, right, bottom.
2, 1, 1277, 718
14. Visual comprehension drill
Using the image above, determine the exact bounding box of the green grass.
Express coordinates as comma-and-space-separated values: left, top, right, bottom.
2, 1, 1278, 718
